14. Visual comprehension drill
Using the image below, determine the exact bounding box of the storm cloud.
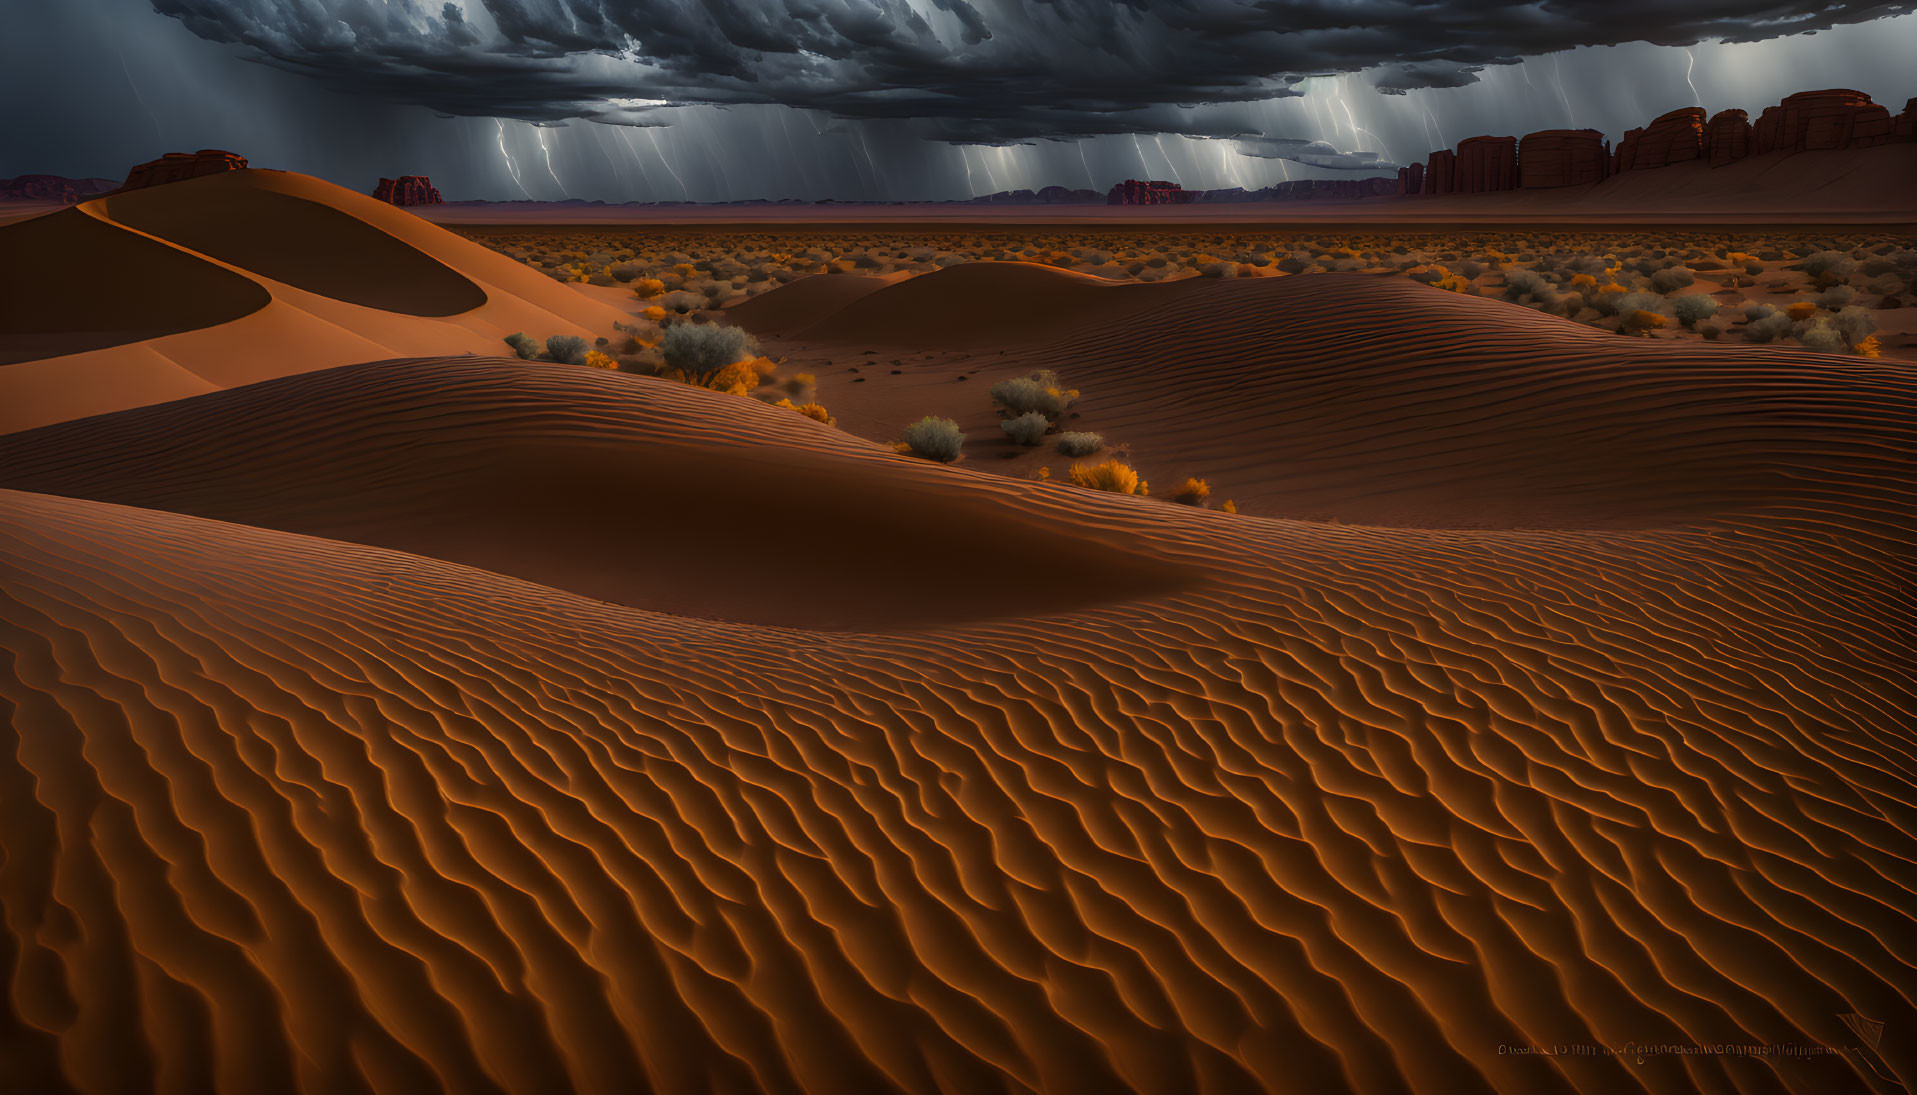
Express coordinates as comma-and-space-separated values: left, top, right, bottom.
147, 0, 1917, 141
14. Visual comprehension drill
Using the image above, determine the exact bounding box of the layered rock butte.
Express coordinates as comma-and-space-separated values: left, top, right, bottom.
1398, 88, 1917, 195
119, 149, 248, 192
374, 174, 444, 206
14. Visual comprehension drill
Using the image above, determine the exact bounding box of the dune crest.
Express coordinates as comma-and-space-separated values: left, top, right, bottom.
0, 170, 629, 434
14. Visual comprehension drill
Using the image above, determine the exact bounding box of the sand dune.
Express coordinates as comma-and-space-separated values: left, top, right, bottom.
742, 265, 1917, 529
4, 253, 1915, 1091
0, 358, 1196, 630
0, 170, 628, 434
724, 272, 893, 336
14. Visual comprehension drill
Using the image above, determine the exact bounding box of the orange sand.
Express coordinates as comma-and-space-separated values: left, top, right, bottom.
1, 184, 1914, 1095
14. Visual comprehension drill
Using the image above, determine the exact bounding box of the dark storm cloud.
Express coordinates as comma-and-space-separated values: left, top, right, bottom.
1231, 137, 1396, 170
148, 0, 1917, 141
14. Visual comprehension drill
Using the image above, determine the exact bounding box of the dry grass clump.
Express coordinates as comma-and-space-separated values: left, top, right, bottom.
990, 370, 1079, 419
902, 416, 964, 462
1171, 478, 1211, 505
774, 398, 835, 425
1069, 459, 1148, 495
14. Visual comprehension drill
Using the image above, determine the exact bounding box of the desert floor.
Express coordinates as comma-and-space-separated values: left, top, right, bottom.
1, 170, 1913, 1095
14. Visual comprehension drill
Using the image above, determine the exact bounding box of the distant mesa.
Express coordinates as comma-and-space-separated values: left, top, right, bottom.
1108, 179, 1196, 205
1755, 89, 1898, 152
1705, 110, 1752, 167
120, 149, 247, 192
0, 173, 117, 204
374, 174, 444, 206
1515, 130, 1610, 189
1455, 135, 1518, 193
1615, 106, 1705, 172
1396, 88, 1917, 195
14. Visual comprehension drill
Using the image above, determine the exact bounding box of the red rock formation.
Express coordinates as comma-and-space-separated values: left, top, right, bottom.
373, 175, 444, 206
121, 150, 247, 191
1396, 163, 1424, 195
1704, 110, 1752, 167
1455, 136, 1518, 193
1753, 89, 1898, 153
1615, 108, 1704, 172
1897, 98, 1917, 141
1422, 149, 1457, 195
1106, 179, 1195, 205
1517, 130, 1610, 188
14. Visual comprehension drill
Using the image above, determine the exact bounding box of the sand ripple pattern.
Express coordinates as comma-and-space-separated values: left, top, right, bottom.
3, 289, 1916, 1094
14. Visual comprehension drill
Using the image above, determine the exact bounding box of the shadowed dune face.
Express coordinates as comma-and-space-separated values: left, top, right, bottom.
100, 176, 487, 316
0, 359, 1197, 629
791, 260, 1147, 348
0, 207, 271, 363
4, 250, 1917, 1093
722, 272, 892, 336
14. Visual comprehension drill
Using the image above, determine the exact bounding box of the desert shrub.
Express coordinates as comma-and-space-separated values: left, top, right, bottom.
1220, 499, 1237, 514
1742, 301, 1778, 323
545, 334, 589, 365
1069, 459, 1148, 495
1800, 251, 1856, 281
1855, 335, 1882, 357
1786, 301, 1819, 322
990, 370, 1078, 419
659, 290, 705, 313
1817, 284, 1856, 310
1504, 269, 1548, 300
504, 332, 539, 359
1831, 306, 1876, 347
783, 372, 816, 396
582, 350, 619, 370
1054, 431, 1104, 457
774, 398, 835, 425
1460, 260, 1484, 279
1649, 266, 1696, 293
1615, 291, 1664, 317
1744, 312, 1794, 343
1200, 261, 1238, 278
1622, 309, 1667, 334
1696, 322, 1721, 340
661, 323, 760, 385
1798, 320, 1844, 353
1000, 412, 1051, 446
1671, 294, 1719, 328
902, 416, 965, 462
1590, 286, 1628, 316
1172, 477, 1211, 505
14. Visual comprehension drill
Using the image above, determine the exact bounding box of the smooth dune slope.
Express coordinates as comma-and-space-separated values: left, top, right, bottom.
3, 312, 1916, 1094
0, 358, 1196, 629
785, 260, 1148, 348
723, 272, 893, 336
0, 170, 628, 433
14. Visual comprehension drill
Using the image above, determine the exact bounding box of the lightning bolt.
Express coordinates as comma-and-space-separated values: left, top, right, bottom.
534, 126, 568, 196
1683, 49, 1701, 105
1551, 53, 1575, 127
494, 119, 531, 199
644, 127, 690, 200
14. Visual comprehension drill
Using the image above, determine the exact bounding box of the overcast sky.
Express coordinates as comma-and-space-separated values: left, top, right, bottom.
4, 0, 1914, 201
